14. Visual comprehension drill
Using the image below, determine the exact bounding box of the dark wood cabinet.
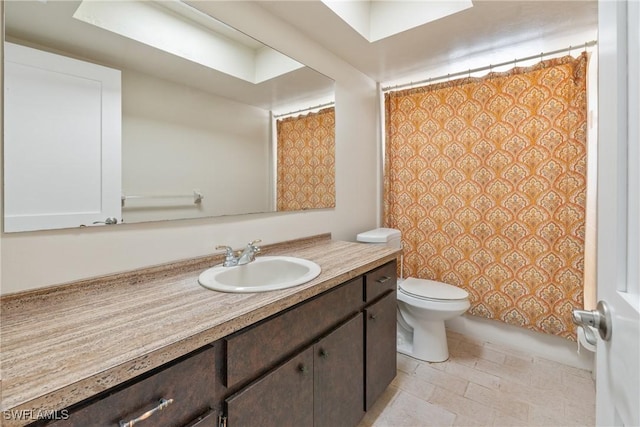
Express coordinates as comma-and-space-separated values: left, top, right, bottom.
225, 347, 314, 427
47, 346, 217, 427
314, 314, 364, 427
223, 261, 397, 426
364, 262, 397, 303
364, 290, 398, 410
225, 278, 362, 389
225, 313, 365, 427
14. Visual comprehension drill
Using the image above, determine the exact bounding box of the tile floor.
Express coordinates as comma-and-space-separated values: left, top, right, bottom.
358, 331, 596, 427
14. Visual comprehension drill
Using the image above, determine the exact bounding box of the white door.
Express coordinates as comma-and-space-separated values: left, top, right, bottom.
595, 1, 640, 425
4, 42, 121, 232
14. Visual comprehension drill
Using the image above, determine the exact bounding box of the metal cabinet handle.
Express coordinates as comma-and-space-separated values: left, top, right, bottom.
298, 364, 308, 374
119, 398, 174, 427
319, 349, 329, 359
376, 276, 390, 284
369, 313, 377, 320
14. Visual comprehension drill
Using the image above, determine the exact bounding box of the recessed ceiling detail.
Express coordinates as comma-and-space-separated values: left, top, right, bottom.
73, 0, 304, 84
320, 0, 473, 42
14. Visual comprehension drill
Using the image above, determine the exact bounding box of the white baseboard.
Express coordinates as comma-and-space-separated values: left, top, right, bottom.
445, 314, 595, 372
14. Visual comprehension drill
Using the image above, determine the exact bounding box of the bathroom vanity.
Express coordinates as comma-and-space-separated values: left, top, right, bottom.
0, 235, 400, 427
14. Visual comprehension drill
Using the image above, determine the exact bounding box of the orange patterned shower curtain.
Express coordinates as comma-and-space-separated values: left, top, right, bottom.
384, 54, 588, 339
276, 107, 336, 211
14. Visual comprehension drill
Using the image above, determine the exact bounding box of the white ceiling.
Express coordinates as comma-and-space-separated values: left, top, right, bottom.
258, 0, 599, 84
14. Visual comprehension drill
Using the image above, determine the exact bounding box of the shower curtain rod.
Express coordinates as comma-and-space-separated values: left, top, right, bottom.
382, 40, 598, 92
273, 101, 335, 119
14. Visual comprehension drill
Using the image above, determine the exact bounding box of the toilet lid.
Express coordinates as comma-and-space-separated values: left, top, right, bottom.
399, 278, 469, 301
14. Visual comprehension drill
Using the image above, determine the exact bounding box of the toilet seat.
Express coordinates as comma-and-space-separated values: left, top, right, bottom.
399, 277, 468, 302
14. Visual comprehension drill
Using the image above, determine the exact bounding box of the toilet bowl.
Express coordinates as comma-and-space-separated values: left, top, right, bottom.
397, 278, 470, 362
356, 228, 470, 362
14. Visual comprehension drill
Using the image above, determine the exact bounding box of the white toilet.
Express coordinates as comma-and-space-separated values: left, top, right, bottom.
357, 228, 470, 362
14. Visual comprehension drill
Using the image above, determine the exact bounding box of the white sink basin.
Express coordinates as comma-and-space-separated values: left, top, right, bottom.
198, 256, 321, 293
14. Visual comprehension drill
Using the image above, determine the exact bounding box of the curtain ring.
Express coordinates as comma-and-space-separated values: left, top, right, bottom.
514, 58, 517, 68
468, 69, 471, 78
584, 42, 588, 53
569, 45, 573, 57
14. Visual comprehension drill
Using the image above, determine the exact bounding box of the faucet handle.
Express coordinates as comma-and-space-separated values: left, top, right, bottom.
248, 240, 262, 254
216, 245, 239, 267
215, 245, 234, 256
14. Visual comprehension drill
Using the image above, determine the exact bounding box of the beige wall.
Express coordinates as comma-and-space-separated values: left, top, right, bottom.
0, 2, 380, 294
121, 69, 271, 222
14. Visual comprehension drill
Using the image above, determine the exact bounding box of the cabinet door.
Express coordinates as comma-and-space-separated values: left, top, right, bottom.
49, 346, 217, 427
4, 42, 121, 232
226, 347, 313, 427
364, 291, 397, 410
314, 314, 364, 427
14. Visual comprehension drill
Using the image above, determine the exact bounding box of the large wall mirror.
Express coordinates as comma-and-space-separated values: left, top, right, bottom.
3, 0, 335, 232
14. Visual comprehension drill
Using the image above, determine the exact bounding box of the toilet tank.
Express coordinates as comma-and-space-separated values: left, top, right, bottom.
356, 228, 402, 249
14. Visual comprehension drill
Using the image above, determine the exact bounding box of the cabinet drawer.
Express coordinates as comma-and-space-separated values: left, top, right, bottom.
364, 261, 397, 303
225, 277, 362, 389
49, 346, 217, 427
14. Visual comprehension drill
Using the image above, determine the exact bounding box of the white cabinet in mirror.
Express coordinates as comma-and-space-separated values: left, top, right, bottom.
4, 42, 122, 232
3, 0, 335, 232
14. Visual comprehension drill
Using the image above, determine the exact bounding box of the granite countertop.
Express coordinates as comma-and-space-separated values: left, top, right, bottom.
0, 234, 400, 425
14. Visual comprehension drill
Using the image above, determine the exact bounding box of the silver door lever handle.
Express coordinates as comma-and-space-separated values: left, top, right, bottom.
572, 300, 612, 342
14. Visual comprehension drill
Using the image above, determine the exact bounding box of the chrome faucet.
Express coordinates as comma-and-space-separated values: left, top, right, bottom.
216, 240, 262, 267
237, 239, 261, 265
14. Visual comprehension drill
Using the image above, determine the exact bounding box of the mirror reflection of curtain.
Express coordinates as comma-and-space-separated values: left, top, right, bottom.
384, 53, 588, 339
276, 107, 336, 211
